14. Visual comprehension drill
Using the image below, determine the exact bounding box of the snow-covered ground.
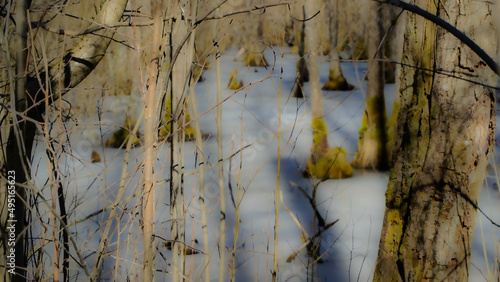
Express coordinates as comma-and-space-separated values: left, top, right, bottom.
30, 48, 499, 281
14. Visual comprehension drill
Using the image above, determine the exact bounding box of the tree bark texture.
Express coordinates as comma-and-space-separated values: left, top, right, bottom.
169, 0, 198, 280
352, 1, 389, 170
322, 0, 354, 91
142, 0, 162, 280
327, 0, 342, 81
374, 0, 496, 281
1, 0, 128, 280
304, 0, 353, 179
0, 0, 29, 280
294, 4, 308, 98
306, 0, 329, 166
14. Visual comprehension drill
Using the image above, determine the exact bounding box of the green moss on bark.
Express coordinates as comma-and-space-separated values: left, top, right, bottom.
159, 95, 196, 141
227, 69, 243, 90
304, 118, 353, 179
352, 95, 390, 169
352, 39, 368, 60
305, 147, 353, 179
386, 101, 399, 161
312, 117, 328, 146
289, 45, 299, 54
242, 47, 269, 67
106, 117, 141, 148
322, 68, 354, 91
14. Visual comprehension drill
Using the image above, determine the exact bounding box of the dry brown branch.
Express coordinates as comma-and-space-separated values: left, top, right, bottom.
280, 191, 309, 238
197, 1, 296, 24
376, 0, 498, 74
33, 1, 294, 37
285, 220, 338, 263
32, 20, 154, 36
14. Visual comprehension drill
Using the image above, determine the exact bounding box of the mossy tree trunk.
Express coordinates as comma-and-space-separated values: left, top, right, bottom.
352, 1, 389, 170
374, 0, 496, 280
386, 11, 406, 159
382, 6, 403, 84
0, 0, 128, 280
304, 0, 352, 179
159, 0, 196, 141
243, 15, 269, 67
322, 0, 354, 91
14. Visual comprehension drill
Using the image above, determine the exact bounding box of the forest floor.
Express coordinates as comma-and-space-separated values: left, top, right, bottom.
30, 48, 499, 281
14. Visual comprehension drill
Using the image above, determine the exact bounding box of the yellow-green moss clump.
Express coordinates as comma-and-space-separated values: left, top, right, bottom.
106, 117, 141, 148
242, 47, 269, 67
311, 117, 328, 146
91, 150, 101, 163
159, 96, 196, 141
386, 101, 399, 162
351, 39, 368, 60
159, 121, 196, 141
322, 69, 355, 91
305, 147, 353, 179
304, 118, 353, 179
227, 69, 243, 90
351, 95, 390, 169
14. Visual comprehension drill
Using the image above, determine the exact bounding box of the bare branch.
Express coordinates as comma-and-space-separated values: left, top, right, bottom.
195, 0, 295, 25
376, 0, 498, 75
32, 20, 154, 36
31, 1, 295, 38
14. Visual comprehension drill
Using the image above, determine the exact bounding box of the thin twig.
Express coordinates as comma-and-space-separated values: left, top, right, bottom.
196, 1, 295, 25
280, 191, 309, 238
290, 182, 326, 227
285, 220, 338, 263
31, 20, 152, 36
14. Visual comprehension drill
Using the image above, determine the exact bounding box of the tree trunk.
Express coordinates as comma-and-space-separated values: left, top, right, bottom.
304, 0, 353, 179
382, 6, 402, 84
0, 1, 30, 280
158, 0, 196, 142
169, 0, 198, 280
351, 1, 389, 170
142, 0, 162, 280
374, 1, 496, 280
294, 5, 308, 98
322, 0, 354, 91
243, 11, 269, 67
1, 0, 128, 280
386, 11, 406, 162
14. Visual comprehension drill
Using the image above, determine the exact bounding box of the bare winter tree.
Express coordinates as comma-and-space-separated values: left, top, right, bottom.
321, 0, 354, 91
0, 1, 300, 281
303, 0, 353, 179
142, 0, 162, 280
293, 4, 308, 98
374, 0, 497, 280
0, 0, 128, 280
242, 12, 269, 67
166, 0, 200, 280
352, 1, 390, 170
